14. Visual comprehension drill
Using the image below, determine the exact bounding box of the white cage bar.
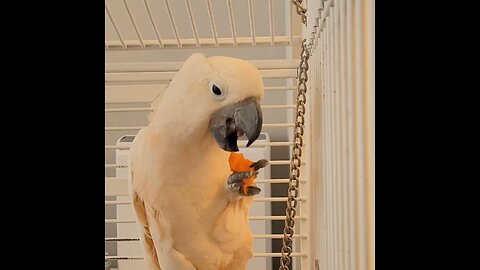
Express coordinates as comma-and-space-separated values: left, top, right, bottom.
105, 0, 302, 49
304, 0, 375, 270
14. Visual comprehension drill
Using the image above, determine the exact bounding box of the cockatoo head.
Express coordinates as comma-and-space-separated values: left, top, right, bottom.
156, 53, 264, 152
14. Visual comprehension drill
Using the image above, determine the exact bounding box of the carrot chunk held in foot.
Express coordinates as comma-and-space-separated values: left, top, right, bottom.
228, 152, 268, 196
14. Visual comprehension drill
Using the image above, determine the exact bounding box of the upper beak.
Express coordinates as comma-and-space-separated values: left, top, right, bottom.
209, 96, 263, 152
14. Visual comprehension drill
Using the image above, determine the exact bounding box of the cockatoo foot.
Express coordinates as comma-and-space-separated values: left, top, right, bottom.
226, 171, 260, 196
249, 159, 269, 171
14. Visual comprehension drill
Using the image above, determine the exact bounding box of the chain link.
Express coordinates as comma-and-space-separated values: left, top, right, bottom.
279, 38, 310, 270
291, 0, 307, 25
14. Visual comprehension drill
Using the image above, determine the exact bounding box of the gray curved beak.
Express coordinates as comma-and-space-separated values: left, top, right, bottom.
209, 97, 263, 152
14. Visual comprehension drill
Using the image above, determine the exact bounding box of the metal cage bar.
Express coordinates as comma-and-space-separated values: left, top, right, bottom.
247, 0, 256, 45
304, 0, 375, 269
105, 0, 125, 48
268, 0, 274, 45
206, 0, 219, 47
143, 0, 164, 47
185, 0, 200, 47
226, 0, 237, 46
105, 0, 302, 49
122, 0, 145, 48
163, 0, 181, 47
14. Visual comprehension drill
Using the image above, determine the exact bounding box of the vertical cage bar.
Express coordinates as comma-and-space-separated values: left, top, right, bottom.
268, 0, 275, 45
326, 20, 334, 270
346, 0, 357, 268
247, 0, 256, 45
334, 2, 345, 270
322, 24, 328, 270
321, 25, 327, 270
143, 0, 164, 47
339, 0, 351, 269
226, 0, 237, 46
185, 0, 200, 47
320, 31, 328, 270
367, 0, 375, 268
329, 13, 340, 270
363, 0, 375, 269
206, 0, 219, 47
105, 0, 126, 48
289, 1, 293, 45
326, 17, 332, 270
122, 0, 145, 48
353, 0, 367, 269
164, 0, 182, 47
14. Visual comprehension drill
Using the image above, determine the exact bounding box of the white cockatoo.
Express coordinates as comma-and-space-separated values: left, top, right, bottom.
128, 53, 268, 270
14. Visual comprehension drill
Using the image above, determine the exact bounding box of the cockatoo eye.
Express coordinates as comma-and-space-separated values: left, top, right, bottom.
212, 85, 222, 96
209, 81, 227, 100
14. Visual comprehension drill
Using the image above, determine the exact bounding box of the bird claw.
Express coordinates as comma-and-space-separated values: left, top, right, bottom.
245, 186, 261, 196
226, 158, 267, 197
249, 159, 269, 171
227, 171, 255, 185
226, 171, 261, 196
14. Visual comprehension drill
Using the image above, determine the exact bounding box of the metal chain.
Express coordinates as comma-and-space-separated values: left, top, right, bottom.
279, 38, 310, 270
291, 0, 307, 25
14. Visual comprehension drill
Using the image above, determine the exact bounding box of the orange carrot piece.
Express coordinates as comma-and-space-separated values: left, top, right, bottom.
228, 153, 256, 195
